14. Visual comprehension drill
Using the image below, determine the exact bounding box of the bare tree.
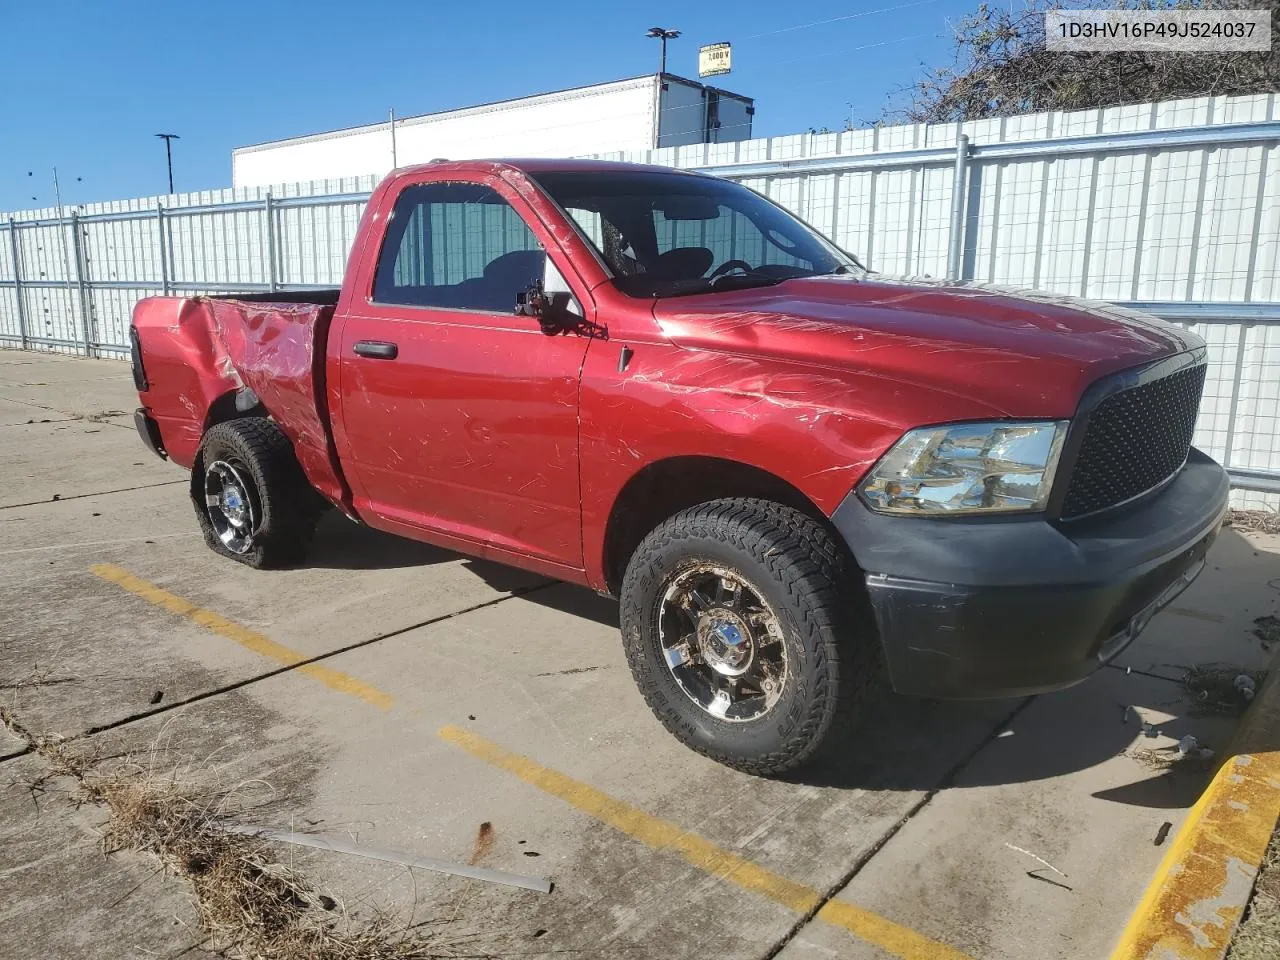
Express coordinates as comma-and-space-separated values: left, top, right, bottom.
889, 0, 1278, 123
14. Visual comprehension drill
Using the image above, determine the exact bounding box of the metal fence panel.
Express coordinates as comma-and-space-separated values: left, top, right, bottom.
275, 197, 369, 286
1232, 322, 1280, 469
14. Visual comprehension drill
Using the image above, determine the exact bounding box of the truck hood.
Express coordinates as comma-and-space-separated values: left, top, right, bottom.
652, 277, 1200, 418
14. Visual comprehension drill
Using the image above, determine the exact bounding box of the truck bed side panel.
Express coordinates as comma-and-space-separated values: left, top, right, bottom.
132, 296, 348, 507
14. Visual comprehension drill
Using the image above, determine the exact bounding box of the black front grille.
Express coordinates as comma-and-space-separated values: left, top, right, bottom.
1060, 362, 1206, 519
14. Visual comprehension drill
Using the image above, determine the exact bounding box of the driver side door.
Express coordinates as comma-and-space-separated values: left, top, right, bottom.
335, 177, 591, 571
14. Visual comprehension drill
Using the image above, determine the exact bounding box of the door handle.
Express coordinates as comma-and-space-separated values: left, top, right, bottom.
353, 340, 398, 360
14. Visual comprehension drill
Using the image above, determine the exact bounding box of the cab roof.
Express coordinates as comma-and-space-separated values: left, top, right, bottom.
392, 157, 710, 180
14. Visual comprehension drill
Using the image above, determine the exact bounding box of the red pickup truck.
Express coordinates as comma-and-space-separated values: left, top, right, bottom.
130, 158, 1227, 775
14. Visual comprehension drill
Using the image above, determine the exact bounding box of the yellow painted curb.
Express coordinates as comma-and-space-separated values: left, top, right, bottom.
1110, 651, 1280, 960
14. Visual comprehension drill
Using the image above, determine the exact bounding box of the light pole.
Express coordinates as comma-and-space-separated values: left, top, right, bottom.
155, 133, 179, 194
646, 27, 680, 74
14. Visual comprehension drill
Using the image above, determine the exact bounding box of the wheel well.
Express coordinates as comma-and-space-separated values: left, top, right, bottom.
196, 395, 270, 500
203, 389, 266, 433
602, 456, 837, 596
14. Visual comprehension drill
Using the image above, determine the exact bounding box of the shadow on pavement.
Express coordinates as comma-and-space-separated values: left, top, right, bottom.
306, 512, 556, 594
515, 581, 621, 628
1091, 766, 1214, 809
303, 513, 605, 604
786, 671, 1240, 803
305, 513, 457, 570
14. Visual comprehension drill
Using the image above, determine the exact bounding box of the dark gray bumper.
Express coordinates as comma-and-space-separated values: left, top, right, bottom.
832, 448, 1229, 699
134, 408, 167, 460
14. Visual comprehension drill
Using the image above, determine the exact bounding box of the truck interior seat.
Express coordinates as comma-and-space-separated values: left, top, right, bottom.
652, 247, 715, 281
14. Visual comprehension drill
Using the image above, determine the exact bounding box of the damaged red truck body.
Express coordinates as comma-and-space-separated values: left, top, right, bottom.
130, 159, 1228, 775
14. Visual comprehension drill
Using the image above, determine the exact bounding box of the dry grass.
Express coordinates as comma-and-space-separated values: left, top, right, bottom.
1255, 616, 1280, 651
0, 706, 475, 960
1179, 665, 1269, 718
1123, 744, 1219, 773
1227, 818, 1280, 960
1123, 747, 1181, 771
1226, 509, 1280, 536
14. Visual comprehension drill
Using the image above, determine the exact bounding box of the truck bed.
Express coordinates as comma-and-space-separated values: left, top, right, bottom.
130, 292, 348, 507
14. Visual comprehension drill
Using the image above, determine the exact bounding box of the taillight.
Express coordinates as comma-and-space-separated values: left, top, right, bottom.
129, 325, 148, 391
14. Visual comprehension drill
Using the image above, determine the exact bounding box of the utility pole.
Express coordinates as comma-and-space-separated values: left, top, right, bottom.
155, 133, 179, 193
51, 167, 74, 297
645, 27, 680, 74
389, 108, 398, 169
51, 167, 80, 350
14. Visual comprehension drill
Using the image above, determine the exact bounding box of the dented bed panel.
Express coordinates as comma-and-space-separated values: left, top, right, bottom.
131, 296, 347, 507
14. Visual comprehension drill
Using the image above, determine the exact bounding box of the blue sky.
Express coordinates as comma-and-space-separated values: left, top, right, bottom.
1, 0, 978, 211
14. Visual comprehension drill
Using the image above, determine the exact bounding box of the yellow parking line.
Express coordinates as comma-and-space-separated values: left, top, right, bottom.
439, 724, 973, 960
90, 563, 393, 710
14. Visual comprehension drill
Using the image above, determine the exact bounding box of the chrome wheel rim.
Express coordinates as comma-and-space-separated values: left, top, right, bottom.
203, 460, 257, 555
657, 563, 788, 722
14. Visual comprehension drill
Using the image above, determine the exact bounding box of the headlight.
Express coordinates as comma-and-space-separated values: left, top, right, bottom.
859, 421, 1067, 515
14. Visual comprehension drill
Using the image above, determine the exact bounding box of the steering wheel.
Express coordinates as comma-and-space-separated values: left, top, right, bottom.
708, 259, 754, 282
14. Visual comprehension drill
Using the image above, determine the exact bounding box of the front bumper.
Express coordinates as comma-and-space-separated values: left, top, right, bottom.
832, 448, 1228, 699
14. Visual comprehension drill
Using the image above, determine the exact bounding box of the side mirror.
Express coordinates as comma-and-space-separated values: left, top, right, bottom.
515, 259, 583, 335
515, 280, 550, 326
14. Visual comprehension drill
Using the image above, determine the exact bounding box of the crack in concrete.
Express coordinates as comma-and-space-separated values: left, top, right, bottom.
761, 663, 1222, 956
10, 376, 131, 385
0, 707, 39, 762
0, 577, 559, 766
0, 393, 135, 429
0, 393, 92, 414
1103, 661, 1193, 686
759, 697, 1035, 960
0, 533, 198, 558
0, 418, 78, 429
1, 480, 187, 511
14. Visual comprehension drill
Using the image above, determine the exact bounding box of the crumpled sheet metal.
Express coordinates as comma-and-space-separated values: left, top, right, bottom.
204, 298, 347, 507
154, 297, 347, 507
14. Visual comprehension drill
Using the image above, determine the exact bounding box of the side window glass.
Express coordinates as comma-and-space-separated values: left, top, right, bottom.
373, 182, 546, 312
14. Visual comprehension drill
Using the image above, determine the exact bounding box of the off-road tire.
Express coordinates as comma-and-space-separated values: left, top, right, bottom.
619, 498, 880, 776
191, 417, 323, 569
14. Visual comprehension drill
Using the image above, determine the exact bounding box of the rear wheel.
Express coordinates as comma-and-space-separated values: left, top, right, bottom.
192, 418, 322, 569
619, 498, 880, 776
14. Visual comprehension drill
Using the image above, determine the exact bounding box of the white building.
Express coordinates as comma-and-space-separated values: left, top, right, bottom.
231, 74, 754, 188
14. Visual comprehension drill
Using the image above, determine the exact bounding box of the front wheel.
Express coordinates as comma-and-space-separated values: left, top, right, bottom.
191, 418, 322, 569
619, 498, 880, 776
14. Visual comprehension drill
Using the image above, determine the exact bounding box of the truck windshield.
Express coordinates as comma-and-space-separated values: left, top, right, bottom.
530, 171, 864, 298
